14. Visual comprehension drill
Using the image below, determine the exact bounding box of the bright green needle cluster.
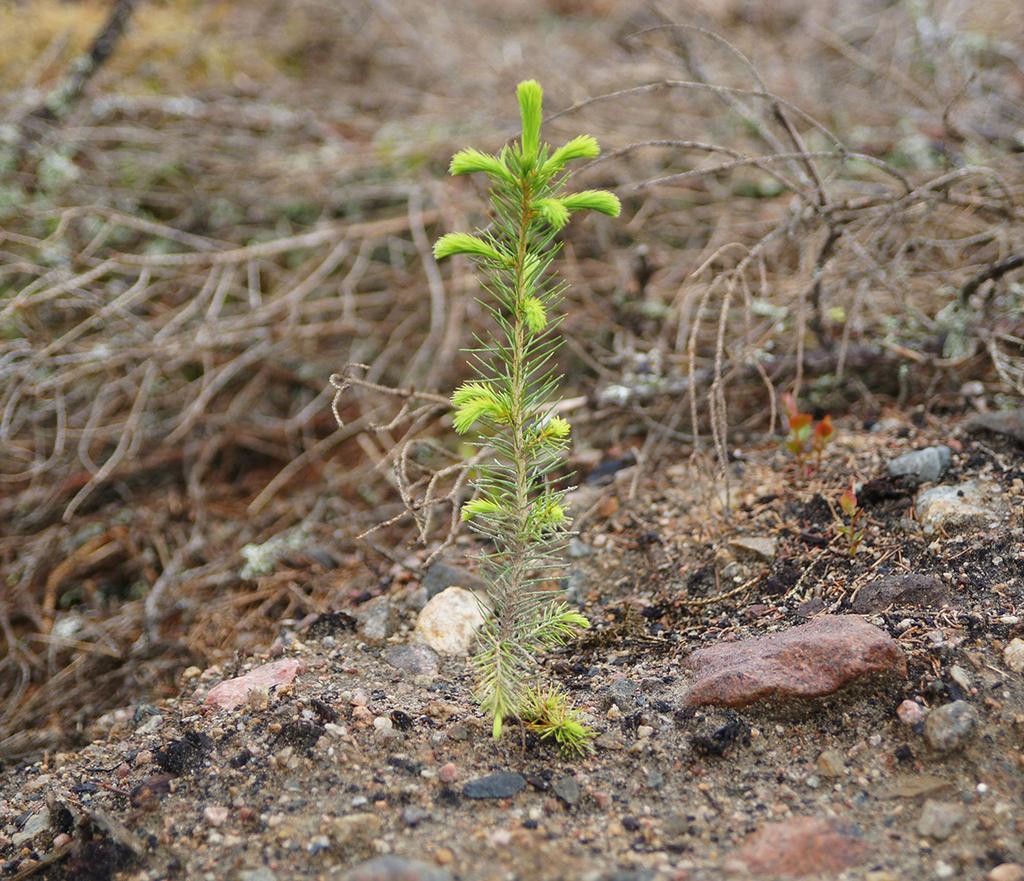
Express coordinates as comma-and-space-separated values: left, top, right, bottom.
434, 80, 620, 744
521, 685, 596, 757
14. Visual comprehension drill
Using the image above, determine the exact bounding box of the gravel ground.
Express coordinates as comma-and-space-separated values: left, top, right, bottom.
2, 412, 1022, 881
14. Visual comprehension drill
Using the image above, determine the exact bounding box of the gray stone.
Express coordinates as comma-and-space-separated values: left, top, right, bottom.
916, 799, 965, 840
463, 771, 526, 800
354, 596, 395, 643
12, 809, 49, 847
729, 536, 778, 561
924, 701, 979, 752
552, 775, 581, 806
949, 665, 972, 691
851, 573, 949, 613
967, 408, 1024, 445
915, 482, 1009, 532
136, 713, 165, 735
568, 538, 594, 559
888, 446, 952, 484
239, 869, 279, 881
603, 679, 638, 711
421, 561, 485, 600
601, 872, 656, 881
384, 644, 439, 678
565, 568, 588, 605
401, 806, 430, 827
342, 856, 452, 881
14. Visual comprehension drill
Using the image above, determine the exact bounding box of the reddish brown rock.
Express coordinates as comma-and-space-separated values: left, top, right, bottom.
727, 816, 867, 878
683, 615, 905, 708
204, 658, 305, 710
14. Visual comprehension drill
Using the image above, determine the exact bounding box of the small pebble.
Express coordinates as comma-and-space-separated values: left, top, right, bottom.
204, 805, 229, 827
816, 749, 845, 778
897, 700, 925, 726
1003, 638, 1024, 673
988, 864, 1024, 881
438, 763, 459, 784
916, 799, 964, 841
924, 701, 979, 752
401, 806, 430, 827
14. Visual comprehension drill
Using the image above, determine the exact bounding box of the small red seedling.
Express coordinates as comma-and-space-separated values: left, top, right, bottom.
835, 482, 865, 556
811, 414, 834, 467
781, 393, 834, 475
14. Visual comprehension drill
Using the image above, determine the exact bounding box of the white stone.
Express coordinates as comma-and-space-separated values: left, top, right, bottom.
1003, 638, 1024, 673
729, 536, 778, 560
915, 482, 1008, 532
204, 805, 229, 826
413, 587, 488, 655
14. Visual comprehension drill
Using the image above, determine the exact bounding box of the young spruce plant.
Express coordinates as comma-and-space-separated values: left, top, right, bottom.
433, 80, 620, 754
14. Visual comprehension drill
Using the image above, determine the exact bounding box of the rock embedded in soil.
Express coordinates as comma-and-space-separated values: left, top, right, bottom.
204, 658, 305, 710
878, 773, 954, 800
851, 573, 949, 613
331, 813, 382, 851
421, 560, 486, 600
816, 749, 845, 778
726, 815, 867, 878
729, 536, 778, 561
916, 799, 965, 841
203, 805, 229, 827
463, 771, 527, 800
353, 596, 396, 643
11, 809, 49, 847
603, 678, 638, 710
413, 587, 487, 656
924, 700, 979, 752
384, 644, 439, 679
897, 700, 926, 726
552, 775, 581, 806
887, 445, 952, 484
682, 615, 906, 708
988, 865, 1024, 881
342, 855, 453, 881
915, 481, 1009, 532
967, 408, 1024, 445
239, 868, 279, 881
1003, 638, 1024, 673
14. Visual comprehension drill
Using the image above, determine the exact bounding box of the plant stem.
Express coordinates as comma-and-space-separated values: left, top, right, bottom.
502, 178, 533, 631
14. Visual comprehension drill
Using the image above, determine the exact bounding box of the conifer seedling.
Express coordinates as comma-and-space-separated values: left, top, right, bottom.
433, 80, 620, 750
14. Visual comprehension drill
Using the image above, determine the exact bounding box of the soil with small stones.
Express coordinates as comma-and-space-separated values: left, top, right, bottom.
2, 415, 1022, 881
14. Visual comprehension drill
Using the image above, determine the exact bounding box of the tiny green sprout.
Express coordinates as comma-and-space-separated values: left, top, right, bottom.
435, 79, 619, 746
835, 482, 865, 555
520, 685, 596, 757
